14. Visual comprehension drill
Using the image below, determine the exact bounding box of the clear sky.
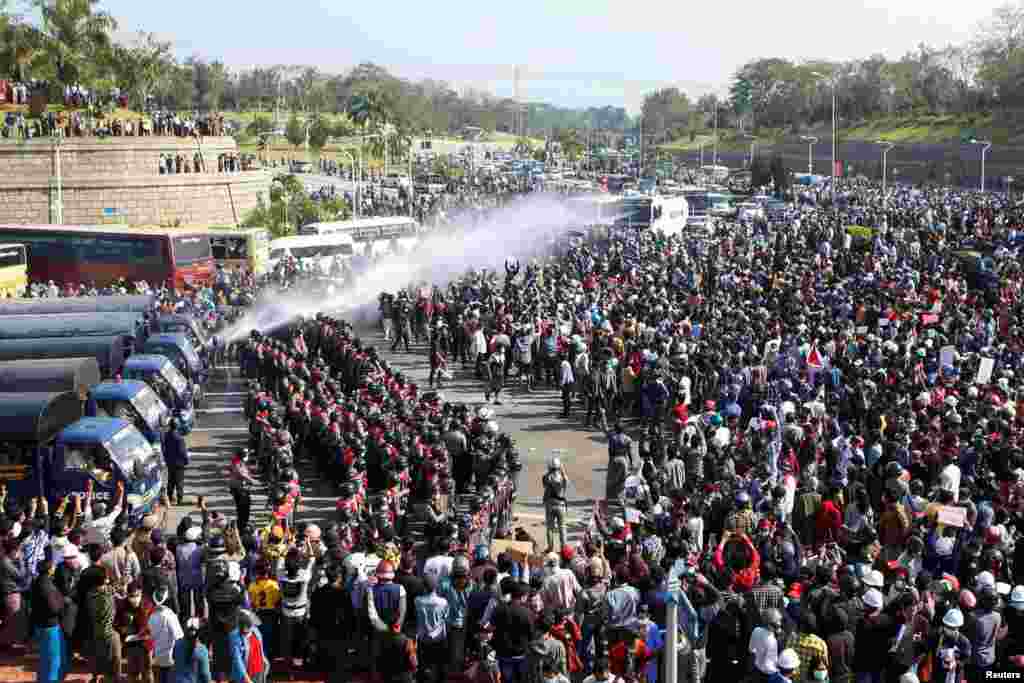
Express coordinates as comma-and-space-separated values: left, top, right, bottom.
97, 0, 1006, 113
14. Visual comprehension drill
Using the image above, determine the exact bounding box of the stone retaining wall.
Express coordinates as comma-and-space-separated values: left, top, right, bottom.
0, 136, 271, 226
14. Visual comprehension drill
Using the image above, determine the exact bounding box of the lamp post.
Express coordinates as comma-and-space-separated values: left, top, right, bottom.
800, 135, 818, 175
970, 139, 992, 191
811, 72, 837, 182
876, 140, 895, 220
338, 150, 357, 217
712, 101, 719, 167
744, 134, 758, 169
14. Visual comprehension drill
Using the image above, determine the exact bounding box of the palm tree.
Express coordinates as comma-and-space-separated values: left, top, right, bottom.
33, 0, 117, 87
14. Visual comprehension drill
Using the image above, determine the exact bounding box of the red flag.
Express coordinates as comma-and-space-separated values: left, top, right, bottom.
806, 344, 824, 370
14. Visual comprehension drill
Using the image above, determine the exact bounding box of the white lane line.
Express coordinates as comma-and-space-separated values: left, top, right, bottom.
190, 427, 250, 432
197, 407, 244, 414
205, 392, 247, 397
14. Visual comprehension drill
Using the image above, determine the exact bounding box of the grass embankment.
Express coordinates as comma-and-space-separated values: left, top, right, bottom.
656, 112, 1019, 154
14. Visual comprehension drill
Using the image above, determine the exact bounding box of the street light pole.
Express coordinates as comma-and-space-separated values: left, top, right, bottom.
743, 134, 757, 168
971, 139, 992, 191
876, 140, 895, 220
713, 102, 719, 167
800, 136, 818, 175
339, 150, 356, 218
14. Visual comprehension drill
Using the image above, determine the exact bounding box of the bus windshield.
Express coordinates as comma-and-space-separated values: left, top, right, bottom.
106, 426, 155, 478
130, 386, 167, 432
160, 362, 189, 396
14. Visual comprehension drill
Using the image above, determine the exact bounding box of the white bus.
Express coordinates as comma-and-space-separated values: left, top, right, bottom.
266, 233, 357, 273
299, 217, 421, 256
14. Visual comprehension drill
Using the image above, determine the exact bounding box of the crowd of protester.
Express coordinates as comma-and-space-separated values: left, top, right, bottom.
368, 177, 1024, 683
3, 174, 1024, 683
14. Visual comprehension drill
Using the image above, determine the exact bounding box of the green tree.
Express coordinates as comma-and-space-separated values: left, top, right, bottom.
247, 115, 274, 137
108, 31, 172, 110
308, 116, 331, 153
285, 114, 305, 150
33, 0, 117, 87
188, 56, 227, 111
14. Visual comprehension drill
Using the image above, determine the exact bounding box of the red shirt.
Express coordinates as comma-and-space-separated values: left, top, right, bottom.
816, 499, 843, 545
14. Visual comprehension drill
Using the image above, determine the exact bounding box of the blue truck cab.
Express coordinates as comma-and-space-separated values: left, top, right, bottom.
87, 380, 171, 459
0, 393, 163, 523
122, 355, 195, 434
141, 333, 208, 403
57, 417, 164, 522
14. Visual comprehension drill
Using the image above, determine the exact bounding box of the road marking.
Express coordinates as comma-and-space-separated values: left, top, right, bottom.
197, 407, 244, 414
190, 427, 250, 432
205, 392, 246, 397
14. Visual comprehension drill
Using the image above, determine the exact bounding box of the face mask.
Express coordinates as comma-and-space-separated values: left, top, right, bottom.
813, 671, 828, 681
128, 596, 142, 608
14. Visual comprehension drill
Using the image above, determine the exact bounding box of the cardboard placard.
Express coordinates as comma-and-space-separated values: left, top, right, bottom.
940, 345, 956, 369
625, 507, 641, 524
937, 506, 967, 529
491, 539, 533, 564
855, 326, 869, 335
976, 357, 995, 385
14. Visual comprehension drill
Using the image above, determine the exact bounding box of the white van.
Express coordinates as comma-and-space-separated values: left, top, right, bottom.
267, 233, 356, 273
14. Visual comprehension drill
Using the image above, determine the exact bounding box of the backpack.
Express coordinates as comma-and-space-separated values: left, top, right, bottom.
542, 335, 557, 358
708, 596, 754, 663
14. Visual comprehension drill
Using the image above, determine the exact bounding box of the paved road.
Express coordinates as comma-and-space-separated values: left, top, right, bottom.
170, 327, 606, 547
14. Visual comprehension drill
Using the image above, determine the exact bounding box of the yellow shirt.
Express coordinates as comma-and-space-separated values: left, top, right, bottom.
248, 578, 281, 611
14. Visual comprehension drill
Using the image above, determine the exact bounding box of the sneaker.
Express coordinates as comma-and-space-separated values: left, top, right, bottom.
484, 392, 491, 401
494, 399, 502, 405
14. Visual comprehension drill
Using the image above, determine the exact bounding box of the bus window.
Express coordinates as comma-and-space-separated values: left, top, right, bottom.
172, 235, 212, 265
0, 244, 27, 298
211, 237, 248, 260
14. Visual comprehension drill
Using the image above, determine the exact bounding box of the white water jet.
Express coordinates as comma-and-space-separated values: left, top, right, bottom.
224, 194, 581, 343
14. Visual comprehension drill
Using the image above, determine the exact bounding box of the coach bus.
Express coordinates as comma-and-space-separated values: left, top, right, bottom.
208, 227, 270, 275
299, 217, 420, 241
266, 233, 357, 274
0, 244, 28, 298
0, 225, 213, 290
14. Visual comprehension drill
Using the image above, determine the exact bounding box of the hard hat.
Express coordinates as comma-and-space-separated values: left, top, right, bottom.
863, 569, 884, 589
778, 649, 800, 671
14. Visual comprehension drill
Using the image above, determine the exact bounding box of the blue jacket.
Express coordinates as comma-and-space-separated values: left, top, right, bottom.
229, 627, 265, 683
164, 430, 190, 468
172, 639, 212, 683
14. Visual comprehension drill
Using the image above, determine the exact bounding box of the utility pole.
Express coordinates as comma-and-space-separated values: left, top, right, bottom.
638, 115, 643, 180
713, 102, 719, 167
